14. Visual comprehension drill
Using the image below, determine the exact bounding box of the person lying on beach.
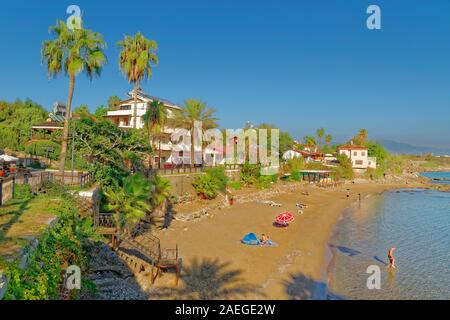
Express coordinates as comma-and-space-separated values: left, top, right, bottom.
260, 234, 270, 245
296, 203, 308, 209
388, 247, 396, 268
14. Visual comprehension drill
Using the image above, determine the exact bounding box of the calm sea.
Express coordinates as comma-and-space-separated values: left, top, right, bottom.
327, 173, 450, 300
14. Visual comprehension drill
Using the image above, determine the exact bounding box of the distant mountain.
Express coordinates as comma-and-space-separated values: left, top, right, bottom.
377, 140, 450, 156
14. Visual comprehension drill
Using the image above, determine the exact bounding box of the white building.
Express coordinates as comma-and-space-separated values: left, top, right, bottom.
106, 89, 220, 167
338, 145, 376, 171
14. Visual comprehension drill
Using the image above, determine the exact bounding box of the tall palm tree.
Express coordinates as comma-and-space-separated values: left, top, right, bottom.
117, 33, 158, 129
171, 99, 218, 166
143, 100, 167, 168
316, 128, 325, 151
304, 135, 317, 150
325, 134, 333, 146
42, 20, 107, 172
358, 129, 368, 144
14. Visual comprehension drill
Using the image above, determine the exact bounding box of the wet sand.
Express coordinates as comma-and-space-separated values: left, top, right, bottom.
153, 181, 423, 300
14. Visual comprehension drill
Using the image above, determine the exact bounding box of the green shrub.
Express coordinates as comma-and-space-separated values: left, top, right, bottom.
285, 158, 305, 173
334, 154, 354, 180
229, 181, 242, 190
31, 140, 61, 160
0, 193, 96, 300
205, 166, 228, 192
192, 174, 219, 199
240, 163, 261, 185
290, 171, 302, 181
256, 174, 278, 189
13, 184, 33, 200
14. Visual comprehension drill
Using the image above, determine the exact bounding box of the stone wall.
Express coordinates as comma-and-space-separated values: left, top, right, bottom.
164, 174, 200, 197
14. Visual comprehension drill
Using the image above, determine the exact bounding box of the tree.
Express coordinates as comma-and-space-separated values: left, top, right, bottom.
118, 33, 158, 128
107, 95, 121, 110
42, 20, 107, 173
303, 135, 317, 150
354, 128, 368, 145
149, 175, 172, 211
73, 112, 151, 184
325, 134, 333, 146
142, 100, 167, 167
171, 99, 218, 165
0, 99, 48, 152
316, 128, 325, 150
104, 173, 151, 232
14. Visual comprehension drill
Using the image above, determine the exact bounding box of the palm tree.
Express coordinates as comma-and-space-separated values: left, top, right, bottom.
316, 128, 325, 150
149, 175, 172, 214
117, 33, 158, 129
358, 129, 368, 145
304, 135, 317, 150
325, 134, 333, 146
104, 173, 151, 233
170, 99, 218, 166
42, 20, 107, 173
143, 100, 167, 168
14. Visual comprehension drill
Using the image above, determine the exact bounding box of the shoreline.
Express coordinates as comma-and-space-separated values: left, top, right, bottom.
146, 180, 429, 300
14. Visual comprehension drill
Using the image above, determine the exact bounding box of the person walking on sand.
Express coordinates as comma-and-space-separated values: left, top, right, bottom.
388, 247, 396, 268
346, 189, 350, 199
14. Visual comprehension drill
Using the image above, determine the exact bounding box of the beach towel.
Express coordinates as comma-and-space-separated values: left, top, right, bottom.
241, 233, 279, 247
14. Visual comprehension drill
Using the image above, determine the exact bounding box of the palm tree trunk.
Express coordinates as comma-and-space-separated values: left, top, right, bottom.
59, 73, 75, 173
191, 126, 195, 168
133, 82, 138, 128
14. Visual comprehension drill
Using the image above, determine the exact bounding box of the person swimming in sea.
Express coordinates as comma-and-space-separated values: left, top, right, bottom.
388, 247, 396, 268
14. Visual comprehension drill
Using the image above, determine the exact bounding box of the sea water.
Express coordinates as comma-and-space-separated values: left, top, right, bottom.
327, 174, 450, 300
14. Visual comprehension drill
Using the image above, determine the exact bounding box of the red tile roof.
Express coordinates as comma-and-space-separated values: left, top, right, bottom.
338, 145, 368, 150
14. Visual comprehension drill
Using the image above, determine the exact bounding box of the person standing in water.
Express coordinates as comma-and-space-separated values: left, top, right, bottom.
388, 247, 396, 268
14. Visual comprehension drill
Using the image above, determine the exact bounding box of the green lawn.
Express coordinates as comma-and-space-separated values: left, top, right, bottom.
0, 197, 58, 259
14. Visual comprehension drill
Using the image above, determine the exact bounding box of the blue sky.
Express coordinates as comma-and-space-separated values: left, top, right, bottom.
1, 0, 450, 148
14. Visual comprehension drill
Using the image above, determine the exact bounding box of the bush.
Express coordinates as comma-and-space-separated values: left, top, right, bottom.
256, 174, 278, 189
205, 166, 228, 192
284, 158, 305, 173
334, 154, 354, 180
290, 171, 302, 181
240, 163, 261, 185
229, 180, 242, 190
31, 140, 61, 160
0, 193, 96, 300
13, 184, 32, 200
192, 174, 219, 199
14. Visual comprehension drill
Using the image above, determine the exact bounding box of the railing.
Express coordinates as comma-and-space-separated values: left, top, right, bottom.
150, 164, 242, 176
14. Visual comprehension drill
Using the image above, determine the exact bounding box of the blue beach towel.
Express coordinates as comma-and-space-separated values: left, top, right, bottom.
241, 233, 279, 247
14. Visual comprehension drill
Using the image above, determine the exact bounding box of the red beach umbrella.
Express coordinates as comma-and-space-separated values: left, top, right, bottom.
276, 212, 295, 224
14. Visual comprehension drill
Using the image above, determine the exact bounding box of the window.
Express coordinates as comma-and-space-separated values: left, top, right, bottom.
362, 152, 366, 156
355, 160, 363, 165
353, 151, 358, 156
120, 105, 131, 110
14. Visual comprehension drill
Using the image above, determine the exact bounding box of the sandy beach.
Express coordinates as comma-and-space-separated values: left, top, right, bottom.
145, 181, 424, 300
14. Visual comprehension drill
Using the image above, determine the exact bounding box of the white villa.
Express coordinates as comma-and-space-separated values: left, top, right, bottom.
106, 89, 221, 167
338, 145, 377, 171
